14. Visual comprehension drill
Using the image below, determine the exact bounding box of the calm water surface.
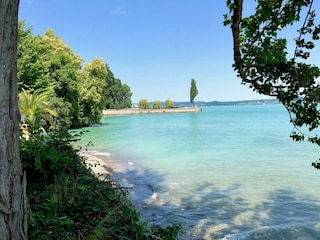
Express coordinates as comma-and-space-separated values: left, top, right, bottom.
75, 105, 320, 239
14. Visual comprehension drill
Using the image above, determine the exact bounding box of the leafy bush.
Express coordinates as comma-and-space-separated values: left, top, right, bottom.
21, 122, 181, 239
28, 167, 180, 239
20, 120, 81, 182
165, 99, 174, 108
139, 99, 150, 109
153, 100, 161, 109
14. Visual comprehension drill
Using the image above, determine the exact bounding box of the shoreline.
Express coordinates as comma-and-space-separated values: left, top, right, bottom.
103, 107, 201, 116
79, 150, 139, 184
79, 150, 161, 208
79, 151, 114, 177
78, 151, 133, 178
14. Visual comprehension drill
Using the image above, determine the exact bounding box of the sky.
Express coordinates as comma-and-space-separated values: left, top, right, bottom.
18, 0, 315, 103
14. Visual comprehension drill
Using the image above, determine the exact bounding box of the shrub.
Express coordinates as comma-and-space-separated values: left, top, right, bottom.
21, 122, 181, 239
139, 99, 150, 109
20, 121, 81, 182
165, 99, 174, 108
27, 155, 181, 239
153, 100, 161, 109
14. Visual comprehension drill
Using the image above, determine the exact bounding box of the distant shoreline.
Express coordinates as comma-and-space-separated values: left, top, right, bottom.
103, 107, 202, 116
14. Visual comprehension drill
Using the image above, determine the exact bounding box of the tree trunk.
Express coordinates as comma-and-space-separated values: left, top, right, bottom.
0, 0, 28, 239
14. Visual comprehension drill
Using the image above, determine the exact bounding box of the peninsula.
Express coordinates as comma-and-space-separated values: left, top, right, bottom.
103, 107, 201, 116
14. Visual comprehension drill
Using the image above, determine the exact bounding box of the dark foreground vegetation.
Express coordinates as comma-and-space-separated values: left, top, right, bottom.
16, 20, 180, 239
21, 123, 180, 239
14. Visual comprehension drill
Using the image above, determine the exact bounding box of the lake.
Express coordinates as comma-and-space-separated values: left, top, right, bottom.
74, 104, 320, 239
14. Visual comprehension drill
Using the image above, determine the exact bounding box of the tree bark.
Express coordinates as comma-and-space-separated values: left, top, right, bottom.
0, 0, 28, 239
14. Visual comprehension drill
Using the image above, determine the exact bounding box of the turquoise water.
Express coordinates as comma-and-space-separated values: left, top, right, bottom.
75, 105, 320, 239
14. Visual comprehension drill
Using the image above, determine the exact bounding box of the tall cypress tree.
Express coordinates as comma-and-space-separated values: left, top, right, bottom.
190, 78, 198, 108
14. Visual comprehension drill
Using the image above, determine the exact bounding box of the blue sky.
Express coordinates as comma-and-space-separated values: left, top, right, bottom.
18, 0, 308, 103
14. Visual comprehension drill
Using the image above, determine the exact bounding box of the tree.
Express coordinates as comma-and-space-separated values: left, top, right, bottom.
165, 99, 175, 108
139, 99, 150, 109
44, 30, 82, 129
17, 22, 133, 125
17, 26, 83, 129
190, 78, 198, 107
19, 88, 58, 128
225, 0, 320, 168
18, 21, 50, 91
105, 66, 132, 109
119, 83, 133, 108
43, 29, 82, 67
78, 58, 108, 126
153, 100, 161, 109
104, 69, 116, 109
0, 0, 28, 239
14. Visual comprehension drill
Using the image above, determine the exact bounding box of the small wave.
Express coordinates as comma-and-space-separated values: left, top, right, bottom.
118, 178, 134, 189
90, 151, 111, 157
222, 224, 320, 240
222, 226, 271, 240
142, 184, 160, 206
143, 192, 159, 205
90, 123, 102, 127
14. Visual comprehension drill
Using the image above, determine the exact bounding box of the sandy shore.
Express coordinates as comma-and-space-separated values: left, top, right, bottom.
79, 151, 157, 204
79, 151, 116, 178
79, 151, 134, 179
103, 107, 201, 116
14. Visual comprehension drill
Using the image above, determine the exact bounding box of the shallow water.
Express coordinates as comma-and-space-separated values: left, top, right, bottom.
74, 105, 320, 239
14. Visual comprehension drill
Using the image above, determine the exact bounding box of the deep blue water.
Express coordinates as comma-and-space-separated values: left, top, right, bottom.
75, 105, 320, 239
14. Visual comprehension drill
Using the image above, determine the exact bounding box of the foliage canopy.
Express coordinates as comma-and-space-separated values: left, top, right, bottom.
165, 99, 175, 108
224, 0, 320, 168
21, 125, 181, 239
18, 21, 133, 128
139, 99, 150, 109
153, 100, 161, 109
16, 20, 180, 240
78, 58, 108, 126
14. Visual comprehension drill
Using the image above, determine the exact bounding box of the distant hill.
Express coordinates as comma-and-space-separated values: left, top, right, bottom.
133, 99, 279, 108
174, 98, 279, 108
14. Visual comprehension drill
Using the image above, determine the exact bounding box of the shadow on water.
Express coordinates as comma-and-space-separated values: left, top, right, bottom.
86, 148, 320, 239
82, 110, 320, 239
100, 159, 170, 223
175, 183, 320, 240
104, 162, 320, 240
